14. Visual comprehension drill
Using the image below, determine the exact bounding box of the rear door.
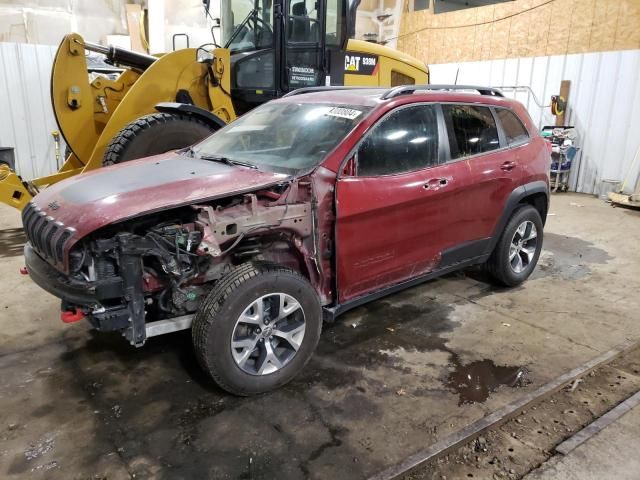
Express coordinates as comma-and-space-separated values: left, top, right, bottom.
441, 103, 523, 244
335, 104, 468, 302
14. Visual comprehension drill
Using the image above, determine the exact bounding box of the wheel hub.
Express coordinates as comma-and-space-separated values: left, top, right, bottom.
261, 325, 274, 338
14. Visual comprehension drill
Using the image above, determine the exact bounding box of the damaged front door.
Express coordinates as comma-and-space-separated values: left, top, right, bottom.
335, 104, 453, 302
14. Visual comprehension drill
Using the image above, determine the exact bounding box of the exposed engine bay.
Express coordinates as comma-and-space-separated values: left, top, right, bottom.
60, 182, 320, 346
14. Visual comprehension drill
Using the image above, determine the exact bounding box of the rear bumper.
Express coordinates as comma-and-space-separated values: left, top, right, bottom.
24, 242, 97, 306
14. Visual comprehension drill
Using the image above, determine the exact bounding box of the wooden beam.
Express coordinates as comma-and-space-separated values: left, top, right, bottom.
556, 79, 571, 126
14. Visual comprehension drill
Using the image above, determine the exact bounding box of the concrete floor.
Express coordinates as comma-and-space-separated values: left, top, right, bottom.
526, 402, 640, 480
0, 193, 639, 479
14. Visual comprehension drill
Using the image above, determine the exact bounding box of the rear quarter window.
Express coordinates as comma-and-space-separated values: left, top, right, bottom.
496, 108, 530, 146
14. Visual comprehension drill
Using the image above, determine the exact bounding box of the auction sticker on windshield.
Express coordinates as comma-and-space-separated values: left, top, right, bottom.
325, 107, 363, 120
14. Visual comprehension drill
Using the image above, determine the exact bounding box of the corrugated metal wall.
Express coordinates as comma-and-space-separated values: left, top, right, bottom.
430, 49, 640, 195
0, 42, 63, 181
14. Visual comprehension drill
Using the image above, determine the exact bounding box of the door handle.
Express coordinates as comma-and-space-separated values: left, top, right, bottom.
501, 161, 517, 171
423, 178, 449, 190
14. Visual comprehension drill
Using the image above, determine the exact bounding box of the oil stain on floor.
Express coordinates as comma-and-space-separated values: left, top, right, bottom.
534, 232, 614, 280
446, 357, 529, 405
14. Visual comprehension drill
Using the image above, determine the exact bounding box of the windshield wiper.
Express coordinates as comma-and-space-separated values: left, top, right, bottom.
198, 153, 258, 169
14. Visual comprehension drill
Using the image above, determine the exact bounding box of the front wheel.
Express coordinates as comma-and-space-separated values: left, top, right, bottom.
103, 113, 216, 166
192, 263, 322, 396
486, 205, 544, 287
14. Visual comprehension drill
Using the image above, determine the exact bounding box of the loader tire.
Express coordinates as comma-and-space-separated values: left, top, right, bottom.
102, 112, 216, 166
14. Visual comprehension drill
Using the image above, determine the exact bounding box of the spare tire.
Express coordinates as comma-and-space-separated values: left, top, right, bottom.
103, 112, 217, 166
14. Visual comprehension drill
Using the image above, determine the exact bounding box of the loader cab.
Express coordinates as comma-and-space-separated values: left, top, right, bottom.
222, 0, 350, 114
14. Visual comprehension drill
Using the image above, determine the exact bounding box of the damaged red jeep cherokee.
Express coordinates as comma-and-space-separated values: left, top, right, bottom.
23, 85, 550, 395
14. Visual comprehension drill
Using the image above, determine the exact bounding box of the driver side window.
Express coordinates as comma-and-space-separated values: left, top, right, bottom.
356, 105, 440, 176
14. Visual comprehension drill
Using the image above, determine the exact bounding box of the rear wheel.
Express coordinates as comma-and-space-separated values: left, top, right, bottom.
102, 112, 216, 166
486, 205, 543, 287
192, 263, 322, 396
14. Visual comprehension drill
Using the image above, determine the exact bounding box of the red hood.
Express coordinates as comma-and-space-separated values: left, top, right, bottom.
31, 152, 290, 241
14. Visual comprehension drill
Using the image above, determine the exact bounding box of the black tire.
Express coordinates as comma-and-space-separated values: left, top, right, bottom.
192, 263, 322, 396
486, 204, 543, 287
102, 112, 216, 166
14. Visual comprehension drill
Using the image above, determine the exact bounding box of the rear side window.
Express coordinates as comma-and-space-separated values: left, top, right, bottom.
496, 108, 530, 146
442, 105, 500, 160
357, 105, 439, 176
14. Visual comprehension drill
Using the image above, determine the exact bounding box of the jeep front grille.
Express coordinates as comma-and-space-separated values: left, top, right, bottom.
21, 202, 74, 264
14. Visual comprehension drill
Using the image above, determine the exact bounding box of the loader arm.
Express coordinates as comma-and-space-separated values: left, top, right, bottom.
0, 34, 239, 211
80, 47, 214, 172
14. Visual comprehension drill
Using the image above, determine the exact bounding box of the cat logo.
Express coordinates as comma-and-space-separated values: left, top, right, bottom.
344, 53, 379, 76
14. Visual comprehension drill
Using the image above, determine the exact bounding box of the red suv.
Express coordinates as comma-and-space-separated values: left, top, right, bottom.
22, 85, 550, 395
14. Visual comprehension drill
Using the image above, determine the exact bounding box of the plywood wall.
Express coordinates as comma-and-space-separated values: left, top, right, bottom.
397, 0, 640, 64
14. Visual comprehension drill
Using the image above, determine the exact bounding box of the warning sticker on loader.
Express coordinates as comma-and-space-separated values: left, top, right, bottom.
344, 53, 378, 75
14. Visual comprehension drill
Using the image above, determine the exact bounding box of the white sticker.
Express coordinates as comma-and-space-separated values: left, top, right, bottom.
325, 107, 362, 120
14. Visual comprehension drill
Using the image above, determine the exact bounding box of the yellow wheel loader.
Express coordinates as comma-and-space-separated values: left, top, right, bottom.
0, 0, 428, 211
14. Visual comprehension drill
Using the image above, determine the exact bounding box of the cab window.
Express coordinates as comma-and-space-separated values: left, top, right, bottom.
442, 104, 500, 160
357, 105, 439, 176
224, 0, 274, 53
288, 0, 320, 42
391, 71, 415, 86
325, 0, 346, 46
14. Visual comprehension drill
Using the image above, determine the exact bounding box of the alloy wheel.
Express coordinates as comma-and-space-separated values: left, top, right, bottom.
230, 293, 306, 375
509, 220, 538, 274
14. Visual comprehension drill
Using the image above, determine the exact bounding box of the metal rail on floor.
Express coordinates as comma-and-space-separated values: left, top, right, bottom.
369, 338, 640, 480
555, 389, 640, 455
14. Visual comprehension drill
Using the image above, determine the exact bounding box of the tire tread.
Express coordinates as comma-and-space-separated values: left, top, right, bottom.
103, 112, 212, 166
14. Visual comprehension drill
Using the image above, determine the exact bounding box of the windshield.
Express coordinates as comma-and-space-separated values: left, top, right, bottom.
221, 0, 274, 53
193, 102, 371, 173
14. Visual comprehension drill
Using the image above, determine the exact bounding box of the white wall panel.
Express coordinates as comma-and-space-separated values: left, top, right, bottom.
0, 42, 62, 180
429, 50, 640, 195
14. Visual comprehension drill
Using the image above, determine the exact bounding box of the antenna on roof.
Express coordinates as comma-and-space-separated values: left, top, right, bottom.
454, 68, 459, 85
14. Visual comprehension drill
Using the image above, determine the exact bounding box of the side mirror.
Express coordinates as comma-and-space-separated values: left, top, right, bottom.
341, 155, 356, 177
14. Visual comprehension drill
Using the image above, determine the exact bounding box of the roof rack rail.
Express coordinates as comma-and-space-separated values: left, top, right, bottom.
282, 86, 385, 98
380, 84, 504, 100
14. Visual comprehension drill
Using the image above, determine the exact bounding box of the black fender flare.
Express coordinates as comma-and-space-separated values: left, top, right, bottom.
486, 180, 550, 254
154, 102, 227, 131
